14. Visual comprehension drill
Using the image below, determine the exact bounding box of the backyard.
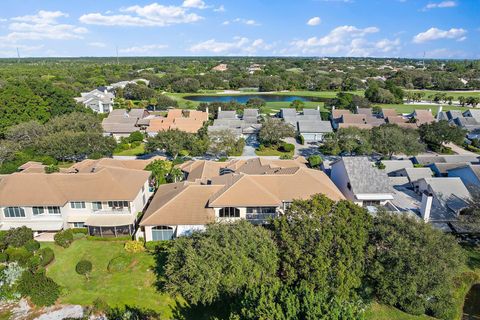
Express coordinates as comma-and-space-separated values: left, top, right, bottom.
39, 239, 480, 320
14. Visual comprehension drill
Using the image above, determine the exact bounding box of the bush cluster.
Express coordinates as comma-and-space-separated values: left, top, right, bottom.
17, 271, 60, 306
76, 259, 93, 276
124, 240, 145, 253
107, 255, 133, 273
54, 230, 74, 248
279, 143, 294, 152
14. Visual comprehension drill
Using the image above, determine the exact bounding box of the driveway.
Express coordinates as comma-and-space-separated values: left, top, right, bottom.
242, 134, 259, 157
284, 137, 321, 157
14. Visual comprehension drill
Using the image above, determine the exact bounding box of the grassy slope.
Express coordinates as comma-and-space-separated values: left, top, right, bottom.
407, 90, 480, 99
113, 143, 146, 156
43, 240, 176, 317
373, 104, 470, 115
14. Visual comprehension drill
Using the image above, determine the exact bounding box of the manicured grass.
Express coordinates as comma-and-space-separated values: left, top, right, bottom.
255, 146, 294, 157
373, 104, 470, 115
113, 143, 146, 156
365, 302, 436, 320
261, 101, 326, 115
407, 90, 480, 99
43, 240, 176, 317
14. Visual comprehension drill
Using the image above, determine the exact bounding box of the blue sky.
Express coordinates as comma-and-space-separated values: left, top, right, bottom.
0, 0, 478, 58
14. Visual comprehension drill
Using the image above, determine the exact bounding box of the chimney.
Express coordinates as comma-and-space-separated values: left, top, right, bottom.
420, 192, 433, 222
332, 106, 336, 111
356, 105, 360, 114
436, 106, 443, 121
206, 106, 209, 114
218, 106, 221, 113
317, 105, 320, 111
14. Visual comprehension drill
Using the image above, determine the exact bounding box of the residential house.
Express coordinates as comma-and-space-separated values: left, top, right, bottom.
330, 157, 394, 206
414, 177, 471, 222
212, 64, 228, 72
280, 108, 332, 142
146, 109, 208, 136
409, 109, 435, 126
0, 159, 154, 236
108, 79, 150, 90
75, 89, 115, 114
208, 109, 261, 138
102, 109, 150, 140
412, 155, 480, 166
381, 160, 414, 176
447, 165, 480, 193
138, 162, 344, 241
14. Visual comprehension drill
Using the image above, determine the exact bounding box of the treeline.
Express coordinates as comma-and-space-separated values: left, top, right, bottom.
162, 195, 466, 319
321, 121, 466, 157
0, 113, 116, 173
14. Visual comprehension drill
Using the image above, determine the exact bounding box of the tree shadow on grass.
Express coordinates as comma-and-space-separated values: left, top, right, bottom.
169, 298, 233, 320
106, 305, 161, 320
152, 248, 168, 292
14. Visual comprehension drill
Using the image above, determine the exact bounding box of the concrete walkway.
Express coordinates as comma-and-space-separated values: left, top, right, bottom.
446, 143, 477, 155
34, 232, 56, 242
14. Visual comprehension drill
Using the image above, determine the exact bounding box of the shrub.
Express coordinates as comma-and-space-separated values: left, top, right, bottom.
54, 230, 74, 248
24, 239, 40, 253
280, 143, 294, 152
5, 247, 32, 266
3, 226, 33, 247
76, 260, 93, 276
92, 297, 110, 313
38, 247, 55, 267
27, 255, 42, 270
131, 141, 141, 148
145, 240, 172, 252
279, 154, 293, 160
44, 164, 60, 174
128, 131, 144, 143
308, 155, 323, 168
124, 240, 145, 253
297, 135, 305, 145
17, 271, 60, 306
70, 228, 88, 234
0, 252, 8, 262
107, 255, 133, 272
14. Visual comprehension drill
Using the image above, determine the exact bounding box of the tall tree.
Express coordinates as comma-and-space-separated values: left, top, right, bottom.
418, 120, 467, 152
258, 118, 295, 146
371, 124, 425, 158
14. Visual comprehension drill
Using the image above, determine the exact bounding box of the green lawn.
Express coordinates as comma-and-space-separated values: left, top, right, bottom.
365, 302, 436, 320
113, 143, 146, 156
255, 146, 294, 157
373, 104, 470, 115
43, 240, 176, 317
407, 90, 480, 99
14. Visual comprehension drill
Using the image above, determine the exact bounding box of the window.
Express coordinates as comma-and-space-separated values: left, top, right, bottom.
108, 201, 129, 208
219, 207, 240, 218
4, 207, 25, 218
246, 207, 276, 214
70, 202, 86, 209
152, 226, 174, 241
32, 207, 45, 215
142, 194, 146, 206
47, 206, 61, 214
347, 182, 352, 191
73, 222, 85, 228
92, 202, 102, 211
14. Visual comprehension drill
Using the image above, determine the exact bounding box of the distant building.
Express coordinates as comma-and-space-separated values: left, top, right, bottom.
212, 64, 228, 72
208, 109, 261, 138
108, 78, 150, 90
75, 89, 115, 114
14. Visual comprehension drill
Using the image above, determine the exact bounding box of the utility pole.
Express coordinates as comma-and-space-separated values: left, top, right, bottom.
116, 46, 119, 65
16, 47, 20, 63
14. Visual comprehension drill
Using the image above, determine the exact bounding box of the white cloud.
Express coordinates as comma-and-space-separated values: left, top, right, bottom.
182, 0, 208, 9
80, 3, 203, 27
222, 18, 259, 26
423, 1, 457, 10
1, 10, 87, 42
214, 5, 226, 12
307, 17, 321, 26
427, 48, 467, 58
88, 42, 107, 48
289, 25, 400, 57
413, 27, 467, 43
190, 37, 271, 55
119, 44, 168, 55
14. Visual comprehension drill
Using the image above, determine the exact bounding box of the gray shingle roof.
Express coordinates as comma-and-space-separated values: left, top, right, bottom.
341, 157, 391, 194
217, 111, 237, 119
298, 120, 332, 133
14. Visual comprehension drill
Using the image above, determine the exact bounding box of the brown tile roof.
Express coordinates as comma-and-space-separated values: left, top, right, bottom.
208, 168, 345, 207
146, 109, 208, 134
0, 165, 150, 207
141, 168, 345, 226
140, 182, 222, 226
338, 123, 373, 130
413, 109, 435, 125
382, 109, 398, 118
66, 157, 166, 173
332, 109, 352, 119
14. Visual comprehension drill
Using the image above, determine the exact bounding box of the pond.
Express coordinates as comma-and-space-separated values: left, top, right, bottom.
463, 284, 480, 319
184, 94, 326, 104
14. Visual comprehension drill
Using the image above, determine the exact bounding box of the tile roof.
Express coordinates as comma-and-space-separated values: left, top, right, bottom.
147, 109, 208, 134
